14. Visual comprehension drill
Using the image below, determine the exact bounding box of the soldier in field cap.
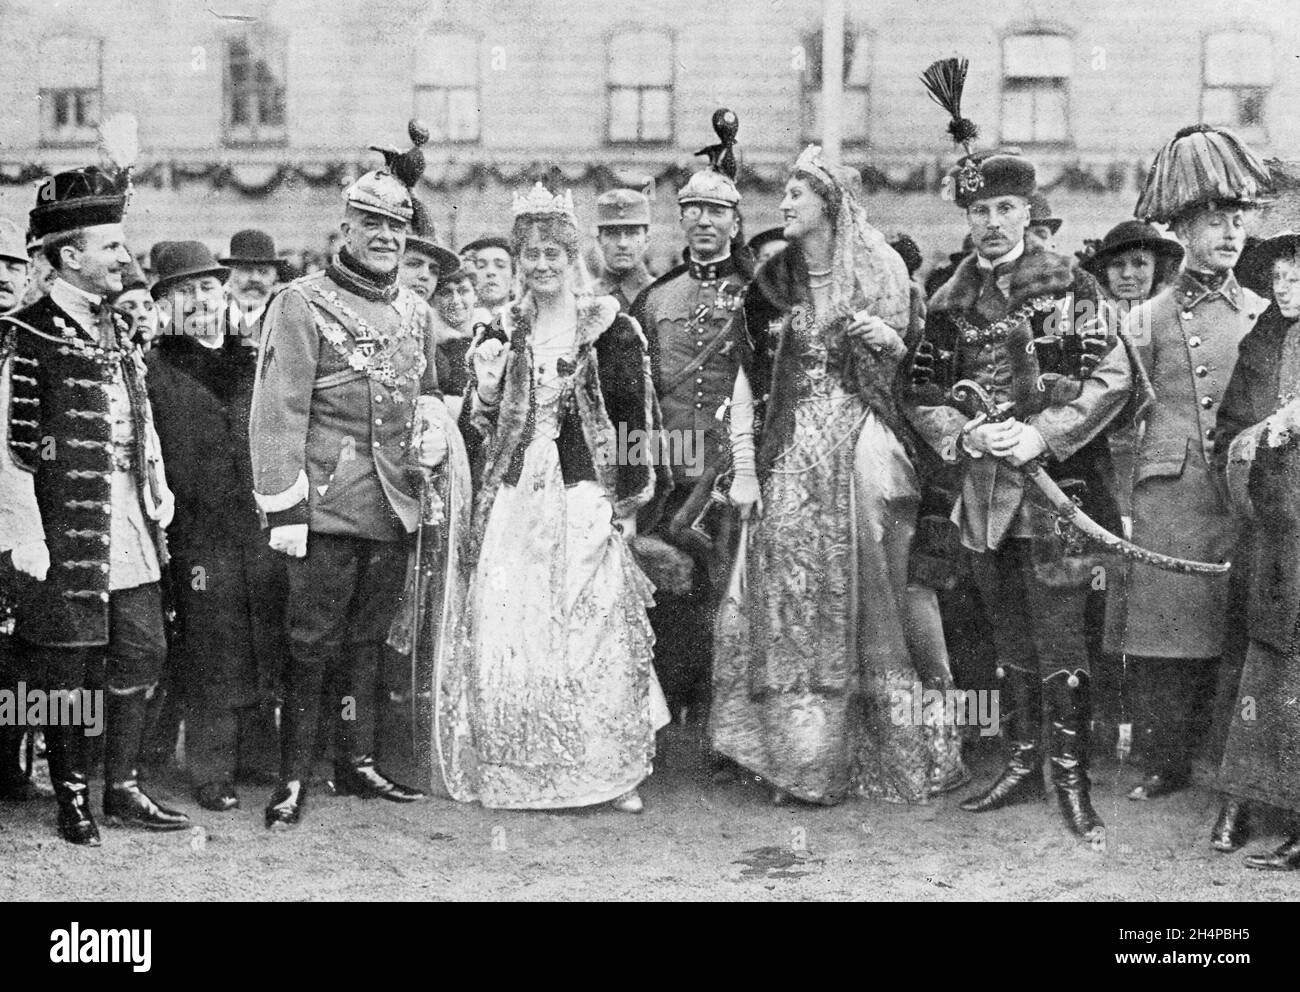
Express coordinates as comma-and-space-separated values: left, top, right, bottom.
249, 125, 451, 828
594, 187, 653, 311
0, 146, 190, 845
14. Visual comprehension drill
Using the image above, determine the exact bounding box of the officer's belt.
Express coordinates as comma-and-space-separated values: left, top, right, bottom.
660, 323, 734, 398
314, 368, 366, 389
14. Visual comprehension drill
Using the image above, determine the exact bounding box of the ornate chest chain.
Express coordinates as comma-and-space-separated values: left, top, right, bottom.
953, 296, 1057, 346
307, 284, 425, 395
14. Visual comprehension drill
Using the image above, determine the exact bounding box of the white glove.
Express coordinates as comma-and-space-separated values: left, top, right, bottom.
12, 540, 49, 581
418, 420, 448, 468
269, 524, 308, 558
472, 338, 508, 403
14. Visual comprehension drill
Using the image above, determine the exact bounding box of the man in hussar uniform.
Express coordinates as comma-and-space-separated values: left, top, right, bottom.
250, 139, 449, 829
902, 147, 1133, 843
593, 188, 653, 312
1, 161, 189, 845
0, 217, 38, 802
629, 109, 752, 740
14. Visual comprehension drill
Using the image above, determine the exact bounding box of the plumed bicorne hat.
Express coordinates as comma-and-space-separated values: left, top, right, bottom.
1135, 124, 1274, 224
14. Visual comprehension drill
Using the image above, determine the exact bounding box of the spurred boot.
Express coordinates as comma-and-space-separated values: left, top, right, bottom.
1045, 671, 1105, 841
44, 722, 100, 846
102, 690, 190, 831
960, 665, 1045, 813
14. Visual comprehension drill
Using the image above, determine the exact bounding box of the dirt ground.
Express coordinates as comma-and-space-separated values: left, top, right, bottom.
0, 723, 1296, 902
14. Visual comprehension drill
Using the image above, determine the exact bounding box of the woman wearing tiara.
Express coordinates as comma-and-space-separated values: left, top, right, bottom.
436, 183, 671, 812
711, 145, 967, 805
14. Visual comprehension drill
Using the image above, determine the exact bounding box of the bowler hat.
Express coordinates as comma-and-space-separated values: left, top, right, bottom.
1081, 221, 1184, 282
150, 241, 229, 299
220, 229, 290, 278
1029, 193, 1062, 234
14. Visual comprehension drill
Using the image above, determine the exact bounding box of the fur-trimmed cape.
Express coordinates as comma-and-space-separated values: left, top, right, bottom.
460, 295, 671, 563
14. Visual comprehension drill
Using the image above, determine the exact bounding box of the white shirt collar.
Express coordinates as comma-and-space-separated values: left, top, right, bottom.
50, 277, 103, 331
976, 240, 1025, 271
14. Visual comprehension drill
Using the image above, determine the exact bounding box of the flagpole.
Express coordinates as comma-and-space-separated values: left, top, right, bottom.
821, 0, 845, 162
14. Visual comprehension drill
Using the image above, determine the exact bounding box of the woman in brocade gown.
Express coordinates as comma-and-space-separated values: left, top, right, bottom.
711, 145, 967, 806
437, 184, 670, 812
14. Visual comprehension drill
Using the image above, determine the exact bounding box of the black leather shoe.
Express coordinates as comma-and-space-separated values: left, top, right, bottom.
103, 777, 191, 831
53, 775, 101, 847
1127, 770, 1190, 801
1244, 834, 1300, 871
195, 780, 240, 812
265, 781, 305, 829
333, 757, 425, 803
1210, 798, 1250, 852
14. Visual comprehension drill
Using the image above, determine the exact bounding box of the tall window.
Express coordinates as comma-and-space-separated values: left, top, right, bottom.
1202, 31, 1272, 140
39, 37, 102, 145
606, 30, 674, 144
1001, 32, 1072, 144
801, 29, 872, 144
223, 32, 287, 145
415, 30, 481, 143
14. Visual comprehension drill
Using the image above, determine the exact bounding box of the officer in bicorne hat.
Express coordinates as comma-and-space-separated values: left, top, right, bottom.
249, 128, 450, 828
1105, 125, 1272, 821
1, 159, 189, 845
593, 188, 653, 311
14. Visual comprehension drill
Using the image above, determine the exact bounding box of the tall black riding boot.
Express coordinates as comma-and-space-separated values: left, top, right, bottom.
103, 690, 190, 831
1045, 671, 1105, 840
267, 656, 325, 828
43, 722, 100, 846
960, 665, 1045, 812
332, 642, 424, 803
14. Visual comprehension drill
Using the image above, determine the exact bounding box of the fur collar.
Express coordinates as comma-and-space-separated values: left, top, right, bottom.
928, 246, 1076, 314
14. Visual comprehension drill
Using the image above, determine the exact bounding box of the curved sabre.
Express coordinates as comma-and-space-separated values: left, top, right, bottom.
950, 379, 1230, 577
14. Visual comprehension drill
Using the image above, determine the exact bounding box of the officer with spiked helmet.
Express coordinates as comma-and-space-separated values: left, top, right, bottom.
249, 121, 450, 828
628, 109, 754, 736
